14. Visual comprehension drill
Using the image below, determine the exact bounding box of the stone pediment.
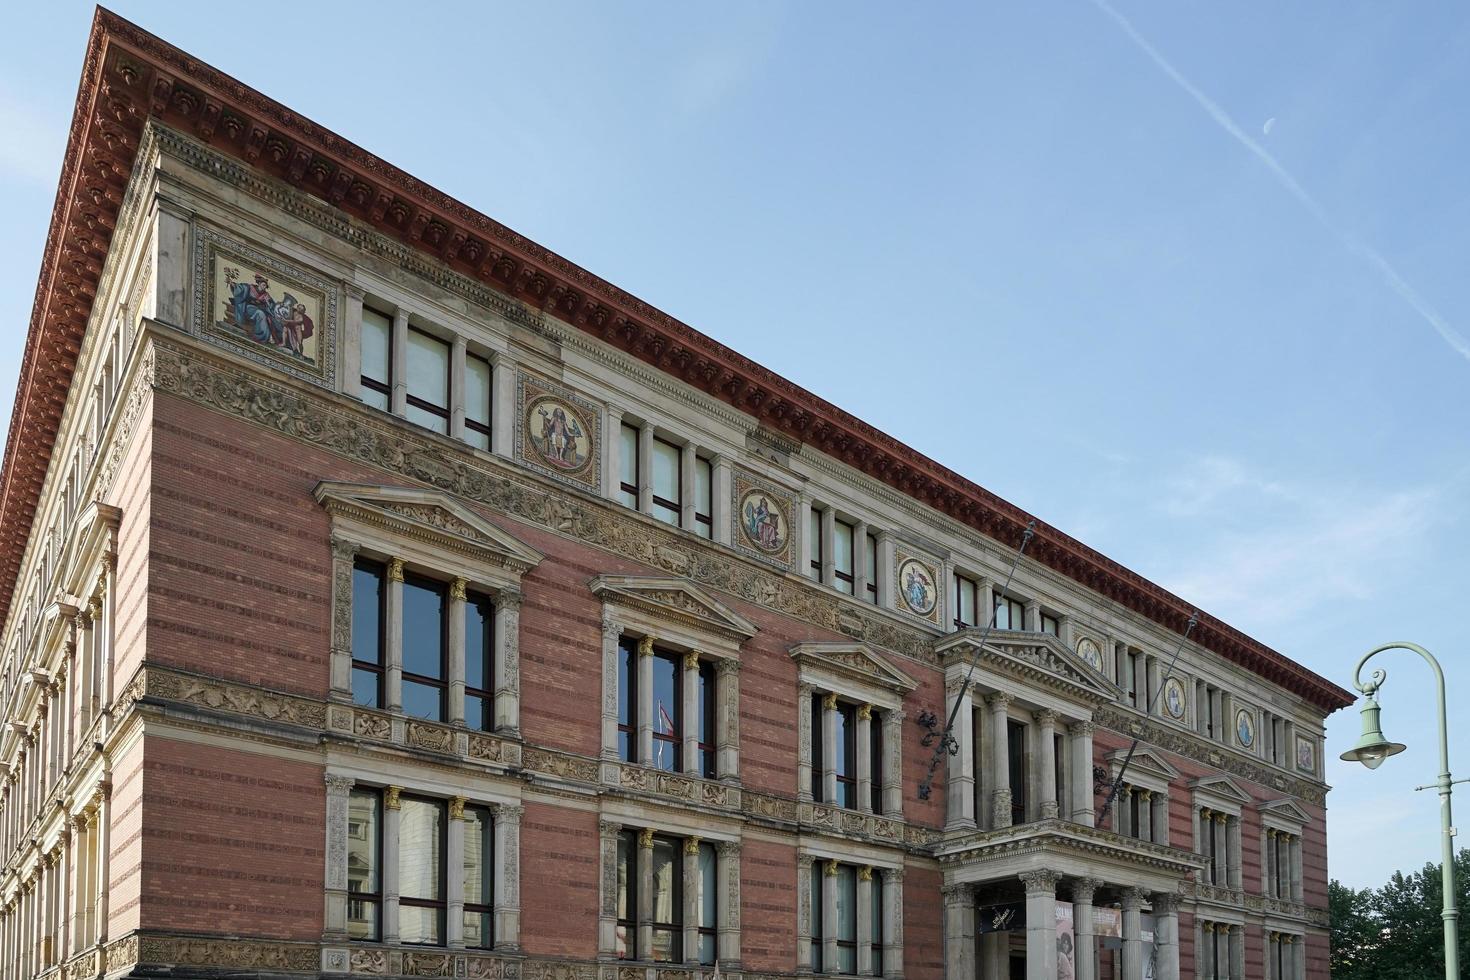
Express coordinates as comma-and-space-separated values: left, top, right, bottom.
1105, 747, 1181, 782
789, 642, 918, 695
588, 575, 758, 644
1189, 774, 1253, 807
314, 482, 544, 575
1257, 798, 1311, 824
935, 629, 1121, 706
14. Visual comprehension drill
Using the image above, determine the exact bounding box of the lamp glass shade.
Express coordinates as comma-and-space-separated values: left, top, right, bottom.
1338, 698, 1407, 770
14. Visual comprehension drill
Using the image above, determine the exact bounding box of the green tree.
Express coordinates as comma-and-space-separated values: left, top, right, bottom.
1329, 879, 1378, 980
1332, 848, 1470, 979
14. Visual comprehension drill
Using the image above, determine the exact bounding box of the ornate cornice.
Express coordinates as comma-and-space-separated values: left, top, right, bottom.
1, 10, 1352, 714
936, 817, 1204, 879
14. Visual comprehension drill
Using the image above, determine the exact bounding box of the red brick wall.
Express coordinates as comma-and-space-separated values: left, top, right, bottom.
108, 737, 145, 936
108, 398, 152, 699
138, 737, 324, 938
902, 863, 943, 980
518, 802, 599, 958
740, 838, 796, 972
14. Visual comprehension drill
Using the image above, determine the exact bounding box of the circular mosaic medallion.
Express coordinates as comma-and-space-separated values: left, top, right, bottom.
897, 558, 938, 616
1235, 708, 1255, 748
1076, 637, 1103, 671
525, 396, 594, 476
738, 489, 789, 555
1162, 676, 1187, 720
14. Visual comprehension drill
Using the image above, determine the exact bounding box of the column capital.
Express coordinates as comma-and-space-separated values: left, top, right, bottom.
798, 681, 815, 698
386, 557, 405, 583
448, 796, 466, 820
1018, 869, 1061, 894
1137, 788, 1152, 801
324, 773, 355, 797
940, 882, 971, 906
1070, 719, 1097, 737
1214, 812, 1228, 826
599, 819, 622, 838
984, 691, 1012, 710
717, 839, 741, 858
1203, 921, 1215, 934
684, 835, 702, 855
449, 578, 468, 601
1033, 708, 1059, 725
716, 657, 740, 677
1151, 892, 1178, 914
384, 785, 402, 810
497, 587, 523, 611
683, 650, 700, 671
330, 535, 361, 561
824, 858, 839, 877
1071, 877, 1102, 905
881, 866, 904, 884
638, 827, 655, 849
857, 703, 873, 722
858, 865, 873, 882
1118, 886, 1146, 909
821, 691, 838, 711
602, 617, 624, 640
637, 636, 654, 657
494, 803, 524, 825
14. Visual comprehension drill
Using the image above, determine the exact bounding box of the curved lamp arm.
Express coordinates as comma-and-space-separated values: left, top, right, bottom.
1349, 641, 1450, 782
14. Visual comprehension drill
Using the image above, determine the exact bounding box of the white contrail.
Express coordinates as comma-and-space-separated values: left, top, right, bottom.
1088, 0, 1470, 363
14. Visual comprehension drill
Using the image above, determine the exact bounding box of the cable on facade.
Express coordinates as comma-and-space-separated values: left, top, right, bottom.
1096, 610, 1199, 825
917, 520, 1036, 801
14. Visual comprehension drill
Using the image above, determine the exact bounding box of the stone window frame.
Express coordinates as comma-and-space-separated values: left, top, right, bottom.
596, 813, 742, 968
1193, 911, 1247, 980
318, 482, 542, 736
323, 771, 523, 952
791, 643, 916, 820
795, 842, 905, 980
1190, 775, 1251, 892
1104, 747, 1179, 845
1265, 927, 1306, 980
601, 405, 734, 546
592, 575, 757, 787
1257, 799, 1309, 905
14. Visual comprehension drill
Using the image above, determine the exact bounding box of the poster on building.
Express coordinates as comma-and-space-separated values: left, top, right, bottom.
1056, 902, 1076, 980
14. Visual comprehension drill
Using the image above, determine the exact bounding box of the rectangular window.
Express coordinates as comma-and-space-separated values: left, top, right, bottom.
650, 835, 682, 962
616, 830, 637, 959
652, 651, 681, 772
351, 560, 385, 708
399, 796, 446, 945
993, 593, 1025, 631
870, 709, 884, 814
833, 519, 855, 595
834, 701, 856, 809
864, 533, 878, 603
1040, 612, 1060, 637
618, 638, 637, 762
1008, 719, 1028, 824
465, 353, 493, 451
810, 691, 825, 801
835, 863, 857, 974
810, 861, 824, 972
619, 423, 640, 509
360, 307, 392, 411
693, 456, 713, 539
463, 804, 494, 948
953, 574, 978, 629
696, 660, 716, 778
347, 789, 381, 940
464, 593, 494, 731
405, 327, 450, 433
808, 509, 824, 580
696, 841, 717, 965
651, 437, 681, 526
402, 575, 448, 722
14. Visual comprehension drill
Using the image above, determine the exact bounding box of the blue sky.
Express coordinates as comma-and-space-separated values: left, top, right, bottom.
4, 2, 1468, 889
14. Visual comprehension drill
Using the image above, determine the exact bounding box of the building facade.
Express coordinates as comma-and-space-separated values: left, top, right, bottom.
0, 12, 1352, 980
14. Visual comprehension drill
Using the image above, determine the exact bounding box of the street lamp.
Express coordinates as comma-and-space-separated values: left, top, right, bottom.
1341, 642, 1460, 980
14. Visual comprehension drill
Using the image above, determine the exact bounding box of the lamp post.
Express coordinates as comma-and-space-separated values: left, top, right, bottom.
1340, 642, 1460, 980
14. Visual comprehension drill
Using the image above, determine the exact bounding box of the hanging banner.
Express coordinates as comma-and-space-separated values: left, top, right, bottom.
1056, 902, 1077, 980
975, 902, 1024, 935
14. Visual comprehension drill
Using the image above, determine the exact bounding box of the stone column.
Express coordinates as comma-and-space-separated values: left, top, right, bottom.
328, 537, 358, 702
448, 579, 468, 726
637, 828, 655, 957
1211, 690, 1225, 741
1201, 922, 1217, 980
797, 682, 815, 802
820, 508, 837, 585
637, 637, 655, 763
987, 693, 1013, 828
390, 308, 409, 417
682, 836, 701, 962
1036, 709, 1059, 819
1152, 792, 1170, 846
1289, 835, 1304, 904
1120, 887, 1145, 980
717, 840, 741, 967
637, 421, 655, 515
1227, 817, 1243, 891
798, 495, 815, 578
449, 335, 467, 440
1213, 813, 1228, 884
601, 619, 623, 763
603, 406, 624, 501
492, 357, 515, 459
68, 814, 86, 955
323, 774, 355, 939
1228, 924, 1245, 980
75, 612, 94, 733
1145, 655, 1161, 713
1152, 893, 1179, 980
856, 867, 874, 976
821, 860, 839, 973
681, 443, 700, 530
384, 558, 405, 712
712, 455, 733, 546
493, 588, 522, 736
716, 659, 740, 781
1118, 785, 1133, 838
856, 704, 874, 815
1072, 878, 1100, 980
1291, 933, 1305, 980
1023, 599, 1041, 633
942, 883, 974, 980
447, 797, 466, 948
1136, 789, 1152, 841
381, 786, 402, 943
1262, 829, 1274, 896
343, 285, 365, 400
93, 788, 110, 946
682, 652, 701, 774
1266, 932, 1279, 980
1071, 721, 1096, 826
597, 821, 621, 957
796, 857, 814, 973
1283, 721, 1297, 767
853, 520, 870, 602
947, 685, 976, 829
881, 867, 904, 980
1020, 870, 1059, 980
821, 692, 839, 805
882, 709, 904, 818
